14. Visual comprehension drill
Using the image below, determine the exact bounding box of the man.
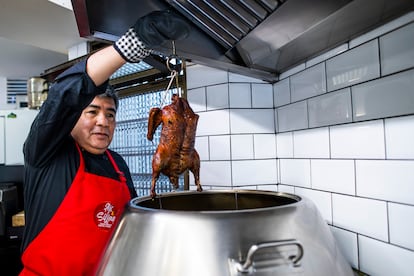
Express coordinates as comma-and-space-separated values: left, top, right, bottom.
20, 10, 190, 275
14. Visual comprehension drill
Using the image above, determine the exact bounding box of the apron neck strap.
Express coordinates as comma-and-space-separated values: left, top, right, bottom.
74, 143, 126, 183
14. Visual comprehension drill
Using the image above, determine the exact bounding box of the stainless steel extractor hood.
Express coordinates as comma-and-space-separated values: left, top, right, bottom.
72, 0, 414, 82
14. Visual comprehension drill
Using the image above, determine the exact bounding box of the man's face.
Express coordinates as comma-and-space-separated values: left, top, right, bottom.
71, 96, 116, 154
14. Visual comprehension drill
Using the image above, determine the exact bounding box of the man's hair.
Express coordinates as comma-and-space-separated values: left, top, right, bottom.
98, 85, 119, 111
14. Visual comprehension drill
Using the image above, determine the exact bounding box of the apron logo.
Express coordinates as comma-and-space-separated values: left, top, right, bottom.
94, 202, 117, 229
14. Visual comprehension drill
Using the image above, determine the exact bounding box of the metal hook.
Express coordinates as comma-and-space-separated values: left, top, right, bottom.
160, 40, 184, 107
166, 40, 183, 73
160, 70, 178, 107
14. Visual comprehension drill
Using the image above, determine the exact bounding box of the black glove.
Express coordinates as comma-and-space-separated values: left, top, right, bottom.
133, 10, 190, 48
114, 10, 190, 63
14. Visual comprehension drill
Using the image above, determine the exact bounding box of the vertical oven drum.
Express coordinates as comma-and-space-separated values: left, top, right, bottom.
96, 190, 353, 276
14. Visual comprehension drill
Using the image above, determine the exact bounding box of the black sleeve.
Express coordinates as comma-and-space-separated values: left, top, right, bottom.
23, 60, 108, 168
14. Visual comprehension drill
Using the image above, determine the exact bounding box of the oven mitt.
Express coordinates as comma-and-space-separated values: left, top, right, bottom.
114, 10, 190, 63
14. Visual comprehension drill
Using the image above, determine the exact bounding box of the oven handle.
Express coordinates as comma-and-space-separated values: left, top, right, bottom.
235, 239, 304, 273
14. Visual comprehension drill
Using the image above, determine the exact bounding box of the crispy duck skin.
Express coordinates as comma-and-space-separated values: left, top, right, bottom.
147, 94, 202, 198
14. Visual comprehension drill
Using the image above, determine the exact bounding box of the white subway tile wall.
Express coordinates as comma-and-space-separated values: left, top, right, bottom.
196, 109, 230, 136
332, 194, 388, 241
275, 132, 293, 158
279, 159, 311, 187
359, 235, 414, 276
209, 135, 231, 160
349, 12, 414, 49
277, 184, 295, 194
308, 88, 352, 128
273, 78, 290, 107
231, 134, 254, 160
194, 136, 209, 161
186, 11, 414, 275
293, 127, 330, 158
228, 71, 267, 83
306, 43, 348, 67
186, 64, 228, 89
186, 87, 206, 112
277, 100, 308, 132
330, 226, 359, 268
330, 120, 386, 159
279, 62, 306, 79
252, 83, 273, 108
206, 84, 229, 110
352, 69, 414, 121
257, 184, 278, 192
356, 160, 414, 205
295, 187, 333, 224
229, 83, 251, 108
388, 203, 414, 250
385, 115, 414, 159
229, 109, 275, 134
190, 161, 232, 187
311, 159, 355, 195
326, 40, 380, 92
290, 63, 327, 102
380, 22, 414, 75
273, 109, 278, 133
232, 159, 277, 186
253, 134, 277, 159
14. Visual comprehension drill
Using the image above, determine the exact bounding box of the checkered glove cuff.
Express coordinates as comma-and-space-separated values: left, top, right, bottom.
114, 28, 152, 63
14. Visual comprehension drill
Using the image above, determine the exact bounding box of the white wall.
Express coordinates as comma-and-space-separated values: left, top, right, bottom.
0, 76, 11, 109
186, 11, 414, 276
0, 109, 38, 165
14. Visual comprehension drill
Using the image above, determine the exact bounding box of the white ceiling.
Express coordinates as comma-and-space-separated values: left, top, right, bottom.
0, 0, 87, 78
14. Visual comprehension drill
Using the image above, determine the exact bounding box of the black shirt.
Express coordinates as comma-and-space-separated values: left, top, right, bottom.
22, 60, 137, 252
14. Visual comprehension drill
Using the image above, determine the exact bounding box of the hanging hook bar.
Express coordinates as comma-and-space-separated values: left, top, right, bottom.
172, 40, 176, 55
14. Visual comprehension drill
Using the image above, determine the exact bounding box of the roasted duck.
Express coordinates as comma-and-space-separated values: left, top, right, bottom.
147, 94, 202, 198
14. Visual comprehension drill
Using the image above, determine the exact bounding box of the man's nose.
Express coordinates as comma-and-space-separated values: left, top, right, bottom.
96, 112, 109, 126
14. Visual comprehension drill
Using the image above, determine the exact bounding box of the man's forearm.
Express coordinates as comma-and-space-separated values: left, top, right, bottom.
86, 46, 126, 86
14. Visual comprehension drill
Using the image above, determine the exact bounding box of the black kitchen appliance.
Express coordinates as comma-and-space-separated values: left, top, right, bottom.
0, 165, 24, 276
0, 183, 18, 237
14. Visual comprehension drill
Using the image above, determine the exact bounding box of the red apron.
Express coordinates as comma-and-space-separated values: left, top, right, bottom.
20, 145, 131, 276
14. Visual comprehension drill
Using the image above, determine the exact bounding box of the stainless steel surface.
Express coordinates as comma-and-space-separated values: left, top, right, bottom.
72, 0, 414, 82
96, 190, 353, 276
232, 239, 304, 273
